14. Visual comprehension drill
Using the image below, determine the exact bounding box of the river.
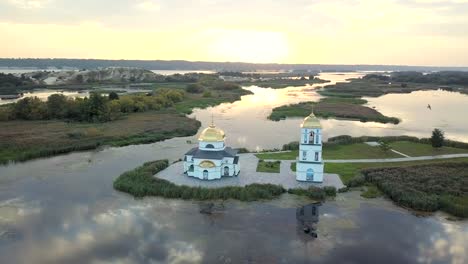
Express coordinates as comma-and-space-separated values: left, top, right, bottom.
0, 72, 467, 263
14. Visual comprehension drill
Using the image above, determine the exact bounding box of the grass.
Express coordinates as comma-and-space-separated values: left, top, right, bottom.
361, 162, 468, 218
0, 112, 201, 164
241, 78, 329, 89
173, 88, 252, 114
255, 142, 403, 160
325, 157, 468, 184
290, 162, 296, 172
319, 78, 468, 98
361, 185, 382, 199
268, 102, 314, 121
288, 186, 336, 200
0, 82, 252, 163
256, 151, 298, 160
324, 143, 401, 159
268, 98, 400, 124
113, 159, 286, 201
390, 141, 468, 157
256, 160, 281, 173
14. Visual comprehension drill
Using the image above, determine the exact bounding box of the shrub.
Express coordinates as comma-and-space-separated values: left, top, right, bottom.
114, 160, 286, 201
361, 163, 468, 217
323, 186, 337, 197
346, 174, 366, 187
203, 91, 212, 98
288, 186, 336, 200
185, 83, 204, 93
282, 141, 300, 151
431, 128, 444, 148
109, 92, 120, 100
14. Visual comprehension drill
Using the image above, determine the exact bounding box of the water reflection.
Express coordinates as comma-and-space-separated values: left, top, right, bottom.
191, 72, 364, 150
1, 71, 468, 263
192, 73, 468, 150
297, 202, 321, 238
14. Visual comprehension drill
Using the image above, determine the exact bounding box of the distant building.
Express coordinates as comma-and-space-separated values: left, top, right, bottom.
296, 114, 324, 182
183, 122, 240, 180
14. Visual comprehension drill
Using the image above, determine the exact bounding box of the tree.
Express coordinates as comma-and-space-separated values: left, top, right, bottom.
75, 74, 84, 84
47, 94, 68, 119
12, 97, 47, 120
108, 92, 119, 100
379, 140, 391, 152
185, 83, 204, 93
431, 129, 445, 148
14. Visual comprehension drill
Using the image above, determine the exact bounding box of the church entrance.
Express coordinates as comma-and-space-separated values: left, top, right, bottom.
306, 169, 314, 182
224, 166, 229, 176
203, 170, 208, 180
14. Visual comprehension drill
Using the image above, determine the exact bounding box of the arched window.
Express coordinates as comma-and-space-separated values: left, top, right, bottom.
315, 152, 319, 161
224, 166, 229, 176
302, 151, 307, 160
205, 144, 214, 149
189, 165, 194, 172
203, 170, 208, 180
309, 131, 315, 144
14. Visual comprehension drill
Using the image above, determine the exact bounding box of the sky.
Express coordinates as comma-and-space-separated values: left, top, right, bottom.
1, 0, 468, 66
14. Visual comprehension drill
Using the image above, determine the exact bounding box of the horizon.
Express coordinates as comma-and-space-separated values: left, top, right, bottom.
1, 57, 468, 69
2, 0, 468, 67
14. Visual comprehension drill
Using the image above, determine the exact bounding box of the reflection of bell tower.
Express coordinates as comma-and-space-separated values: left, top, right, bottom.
296, 113, 324, 182
296, 202, 321, 238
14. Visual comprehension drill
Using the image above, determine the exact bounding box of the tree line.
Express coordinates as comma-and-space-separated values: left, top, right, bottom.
364, 71, 468, 86
0, 89, 184, 122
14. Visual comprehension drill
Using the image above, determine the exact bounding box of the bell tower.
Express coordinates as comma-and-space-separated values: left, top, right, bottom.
296, 114, 324, 182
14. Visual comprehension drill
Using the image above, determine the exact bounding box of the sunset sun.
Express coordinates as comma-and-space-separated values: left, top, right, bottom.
209, 30, 289, 63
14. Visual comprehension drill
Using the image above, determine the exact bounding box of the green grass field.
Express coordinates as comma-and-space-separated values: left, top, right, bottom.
255, 143, 403, 160
325, 158, 468, 184
0, 112, 201, 164
390, 141, 468, 157
256, 160, 281, 173
268, 97, 399, 124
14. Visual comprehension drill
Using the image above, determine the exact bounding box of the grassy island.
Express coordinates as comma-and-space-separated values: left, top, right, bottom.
114, 159, 286, 201
268, 97, 400, 124
241, 77, 329, 89
320, 72, 468, 98
0, 74, 250, 164
0, 112, 201, 164
114, 159, 337, 201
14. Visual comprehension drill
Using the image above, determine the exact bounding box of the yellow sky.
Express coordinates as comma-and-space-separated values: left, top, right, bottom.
1, 0, 468, 66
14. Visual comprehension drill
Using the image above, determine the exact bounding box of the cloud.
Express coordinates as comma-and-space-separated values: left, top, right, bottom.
7, 0, 51, 9
135, 0, 160, 12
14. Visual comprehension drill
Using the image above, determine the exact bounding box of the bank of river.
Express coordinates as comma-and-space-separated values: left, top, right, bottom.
0, 72, 467, 263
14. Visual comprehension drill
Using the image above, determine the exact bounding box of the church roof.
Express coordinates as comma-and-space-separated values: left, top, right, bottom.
301, 113, 322, 129
198, 124, 225, 142
185, 147, 238, 160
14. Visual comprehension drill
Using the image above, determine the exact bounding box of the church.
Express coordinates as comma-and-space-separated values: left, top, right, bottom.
183, 122, 240, 180
296, 113, 324, 182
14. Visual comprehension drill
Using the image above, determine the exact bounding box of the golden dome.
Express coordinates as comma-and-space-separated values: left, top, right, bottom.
301, 113, 322, 129
198, 124, 225, 142
199, 160, 216, 168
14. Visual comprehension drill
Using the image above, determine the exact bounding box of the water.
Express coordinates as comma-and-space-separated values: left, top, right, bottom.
191, 73, 468, 150
1, 72, 467, 263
